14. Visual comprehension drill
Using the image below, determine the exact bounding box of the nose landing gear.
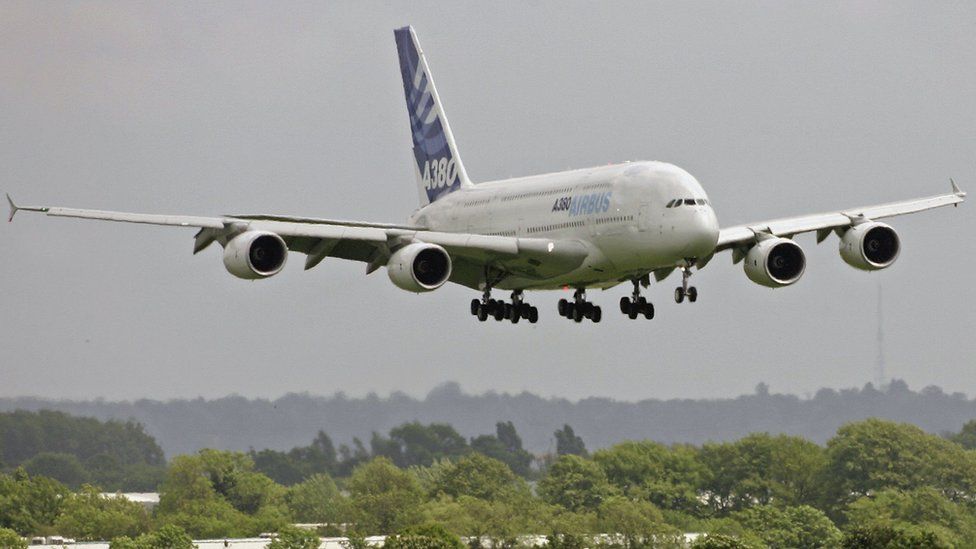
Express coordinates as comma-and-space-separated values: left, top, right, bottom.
620, 279, 654, 319
674, 265, 698, 303
558, 289, 601, 323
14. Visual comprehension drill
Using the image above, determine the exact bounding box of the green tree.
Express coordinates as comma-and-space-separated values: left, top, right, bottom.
841, 523, 949, 548
374, 423, 469, 468
470, 422, 534, 478
690, 534, 762, 549
554, 425, 587, 457
109, 524, 195, 549
732, 505, 841, 549
820, 419, 976, 513
0, 469, 69, 535
156, 450, 288, 538
594, 441, 706, 514
268, 525, 321, 549
347, 457, 424, 533
699, 434, 825, 514
538, 455, 612, 512
285, 473, 347, 523
844, 488, 976, 546
21, 453, 89, 489
947, 419, 976, 449
596, 496, 676, 548
430, 454, 527, 502
53, 485, 150, 541
384, 524, 465, 549
0, 527, 26, 549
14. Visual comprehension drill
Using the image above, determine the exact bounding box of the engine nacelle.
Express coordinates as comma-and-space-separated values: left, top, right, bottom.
839, 222, 900, 271
223, 231, 288, 279
744, 238, 806, 288
387, 243, 452, 292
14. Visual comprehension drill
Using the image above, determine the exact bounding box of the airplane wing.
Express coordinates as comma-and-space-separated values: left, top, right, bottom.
711, 181, 966, 261
6, 195, 588, 281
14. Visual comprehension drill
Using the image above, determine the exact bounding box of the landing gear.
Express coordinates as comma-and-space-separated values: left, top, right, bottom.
674, 266, 698, 303
620, 279, 654, 320
470, 287, 538, 324
558, 289, 602, 323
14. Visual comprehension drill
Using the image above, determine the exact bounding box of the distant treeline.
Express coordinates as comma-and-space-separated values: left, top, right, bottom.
0, 410, 165, 491
2, 379, 975, 458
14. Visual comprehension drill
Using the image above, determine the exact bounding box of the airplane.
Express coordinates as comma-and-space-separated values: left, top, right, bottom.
7, 26, 967, 325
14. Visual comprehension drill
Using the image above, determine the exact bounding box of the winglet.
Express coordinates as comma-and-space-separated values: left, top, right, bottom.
951, 178, 966, 198
6, 193, 18, 222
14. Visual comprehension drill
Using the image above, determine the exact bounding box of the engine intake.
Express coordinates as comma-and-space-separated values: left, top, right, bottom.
744, 238, 806, 288
223, 231, 288, 279
840, 222, 900, 270
387, 243, 452, 292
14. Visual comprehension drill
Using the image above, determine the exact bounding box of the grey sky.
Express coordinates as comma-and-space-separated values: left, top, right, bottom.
2, 2, 973, 402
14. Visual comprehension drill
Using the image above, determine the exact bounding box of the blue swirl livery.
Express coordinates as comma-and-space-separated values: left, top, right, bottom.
395, 26, 472, 206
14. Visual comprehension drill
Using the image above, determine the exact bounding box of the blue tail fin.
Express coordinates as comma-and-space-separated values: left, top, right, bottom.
394, 26, 471, 206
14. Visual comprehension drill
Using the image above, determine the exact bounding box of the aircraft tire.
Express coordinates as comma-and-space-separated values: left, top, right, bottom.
528, 306, 539, 323
477, 305, 488, 322
619, 297, 630, 314
674, 287, 685, 303
470, 299, 480, 316
687, 287, 698, 302
627, 302, 639, 320
558, 299, 569, 316
642, 303, 655, 319
592, 306, 602, 323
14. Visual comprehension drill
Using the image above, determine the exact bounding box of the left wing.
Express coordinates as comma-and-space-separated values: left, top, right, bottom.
6, 195, 588, 281
712, 181, 966, 261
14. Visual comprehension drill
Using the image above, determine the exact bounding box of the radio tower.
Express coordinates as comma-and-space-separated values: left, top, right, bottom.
875, 279, 887, 389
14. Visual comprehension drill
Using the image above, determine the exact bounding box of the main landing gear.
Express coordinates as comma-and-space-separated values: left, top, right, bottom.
619, 279, 654, 320
471, 288, 538, 324
558, 289, 602, 323
674, 266, 698, 303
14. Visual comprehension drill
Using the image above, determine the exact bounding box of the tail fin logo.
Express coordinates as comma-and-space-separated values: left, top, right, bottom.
395, 26, 465, 205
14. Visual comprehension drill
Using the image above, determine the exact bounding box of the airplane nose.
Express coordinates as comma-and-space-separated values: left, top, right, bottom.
682, 207, 720, 258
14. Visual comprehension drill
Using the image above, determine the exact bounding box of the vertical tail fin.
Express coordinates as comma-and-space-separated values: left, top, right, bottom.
394, 26, 472, 206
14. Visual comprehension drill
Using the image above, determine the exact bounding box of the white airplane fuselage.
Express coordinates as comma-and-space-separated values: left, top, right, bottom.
409, 160, 720, 291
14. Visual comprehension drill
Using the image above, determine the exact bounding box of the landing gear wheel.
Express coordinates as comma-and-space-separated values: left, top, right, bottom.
619, 297, 630, 314
528, 306, 539, 324
558, 299, 569, 317
470, 299, 480, 316
643, 302, 655, 319
675, 287, 685, 303
573, 307, 584, 323
592, 306, 602, 323
477, 305, 488, 322
687, 287, 698, 302
504, 303, 513, 320
510, 311, 520, 324
566, 303, 576, 319
493, 306, 505, 321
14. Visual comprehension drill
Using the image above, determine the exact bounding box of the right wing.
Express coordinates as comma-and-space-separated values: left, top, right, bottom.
7, 195, 588, 281
712, 181, 966, 259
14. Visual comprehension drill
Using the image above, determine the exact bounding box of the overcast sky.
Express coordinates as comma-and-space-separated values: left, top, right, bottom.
2, 2, 973, 402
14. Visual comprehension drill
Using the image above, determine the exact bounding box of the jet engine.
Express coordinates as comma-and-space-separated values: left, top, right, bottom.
744, 237, 806, 288
387, 242, 452, 292
223, 231, 288, 279
839, 222, 900, 271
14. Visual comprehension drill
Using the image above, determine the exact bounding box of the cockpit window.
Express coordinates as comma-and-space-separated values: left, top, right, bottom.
696, 198, 706, 205
665, 199, 675, 208
684, 198, 696, 206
